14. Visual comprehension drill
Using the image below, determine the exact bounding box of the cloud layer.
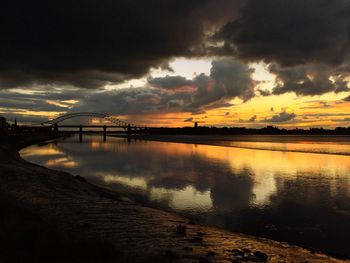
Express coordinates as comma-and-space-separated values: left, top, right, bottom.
73, 59, 255, 114
265, 112, 297, 123
0, 0, 241, 89
270, 64, 349, 96
1, 0, 350, 126
1, 0, 350, 94
215, 0, 350, 67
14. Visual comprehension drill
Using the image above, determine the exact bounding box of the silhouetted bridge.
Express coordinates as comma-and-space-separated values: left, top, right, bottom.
41, 112, 147, 138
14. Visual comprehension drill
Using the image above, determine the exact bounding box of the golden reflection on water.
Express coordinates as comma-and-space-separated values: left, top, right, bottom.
90, 139, 131, 152
21, 137, 350, 209
45, 157, 79, 168
20, 136, 350, 257
20, 144, 64, 157
228, 141, 350, 155
195, 145, 350, 205
195, 143, 350, 175
21, 143, 78, 168
99, 139, 350, 207
102, 173, 213, 211
151, 186, 212, 211
104, 174, 148, 189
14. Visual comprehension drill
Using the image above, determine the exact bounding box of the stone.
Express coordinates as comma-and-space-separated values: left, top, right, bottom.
176, 224, 187, 236
74, 175, 87, 182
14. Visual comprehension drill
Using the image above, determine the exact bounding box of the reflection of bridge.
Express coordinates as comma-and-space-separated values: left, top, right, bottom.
41, 112, 147, 139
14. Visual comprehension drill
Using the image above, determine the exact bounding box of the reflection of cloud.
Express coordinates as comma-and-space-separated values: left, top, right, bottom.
150, 186, 212, 212
21, 135, 350, 257
259, 174, 350, 256
22, 136, 350, 215
210, 171, 254, 211
20, 143, 79, 169
101, 173, 213, 212
103, 175, 148, 190
20, 146, 64, 157
252, 170, 277, 206
45, 157, 78, 168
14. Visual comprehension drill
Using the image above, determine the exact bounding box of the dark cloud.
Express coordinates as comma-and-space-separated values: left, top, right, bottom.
0, 89, 85, 114
73, 88, 172, 115
300, 100, 333, 109
187, 59, 255, 111
238, 114, 257, 123
148, 76, 194, 89
0, 99, 65, 112
265, 111, 296, 123
332, 117, 350, 122
257, 89, 271, 97
214, 0, 350, 67
184, 117, 194, 122
0, 89, 85, 102
0, 0, 241, 89
0, 70, 128, 90
304, 113, 350, 117
343, 95, 350, 101
249, 115, 257, 122
270, 64, 349, 96
0, 88, 94, 124
72, 59, 255, 115
212, 0, 350, 97
3, 0, 350, 122
210, 59, 255, 101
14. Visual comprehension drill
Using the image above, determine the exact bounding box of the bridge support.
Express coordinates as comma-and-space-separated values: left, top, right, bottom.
54, 123, 58, 133
103, 125, 107, 142
127, 124, 131, 135
79, 125, 83, 142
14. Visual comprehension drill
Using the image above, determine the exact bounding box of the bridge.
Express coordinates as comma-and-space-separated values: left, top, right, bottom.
41, 112, 147, 140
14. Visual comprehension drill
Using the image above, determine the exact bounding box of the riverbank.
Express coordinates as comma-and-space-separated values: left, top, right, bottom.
0, 134, 347, 262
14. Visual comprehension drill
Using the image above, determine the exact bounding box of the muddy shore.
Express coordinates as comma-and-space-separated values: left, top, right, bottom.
0, 134, 347, 262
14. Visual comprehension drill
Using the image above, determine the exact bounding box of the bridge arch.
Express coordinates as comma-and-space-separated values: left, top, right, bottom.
41, 112, 136, 127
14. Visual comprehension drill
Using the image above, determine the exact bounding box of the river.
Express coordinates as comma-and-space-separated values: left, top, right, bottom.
20, 135, 350, 258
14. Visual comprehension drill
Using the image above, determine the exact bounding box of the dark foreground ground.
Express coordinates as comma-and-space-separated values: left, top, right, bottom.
0, 133, 348, 262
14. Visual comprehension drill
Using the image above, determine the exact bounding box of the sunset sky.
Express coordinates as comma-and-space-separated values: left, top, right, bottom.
1, 0, 350, 128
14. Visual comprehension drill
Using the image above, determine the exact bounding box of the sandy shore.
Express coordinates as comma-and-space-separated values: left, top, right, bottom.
0, 134, 348, 262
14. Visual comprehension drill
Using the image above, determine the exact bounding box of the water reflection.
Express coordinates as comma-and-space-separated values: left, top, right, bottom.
228, 140, 350, 155
21, 135, 350, 258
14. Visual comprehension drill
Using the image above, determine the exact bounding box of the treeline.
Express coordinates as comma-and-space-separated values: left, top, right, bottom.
147, 126, 350, 135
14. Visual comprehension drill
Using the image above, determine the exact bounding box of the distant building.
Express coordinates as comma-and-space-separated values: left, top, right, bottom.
0, 116, 8, 132
194, 122, 198, 128
12, 118, 18, 130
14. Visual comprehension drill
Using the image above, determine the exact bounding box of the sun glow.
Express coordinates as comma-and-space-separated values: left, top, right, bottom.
3, 58, 350, 128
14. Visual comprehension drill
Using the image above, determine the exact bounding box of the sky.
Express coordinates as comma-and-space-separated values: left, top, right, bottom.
1, 0, 350, 128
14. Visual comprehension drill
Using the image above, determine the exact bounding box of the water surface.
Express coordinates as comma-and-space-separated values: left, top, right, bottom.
21, 135, 350, 258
